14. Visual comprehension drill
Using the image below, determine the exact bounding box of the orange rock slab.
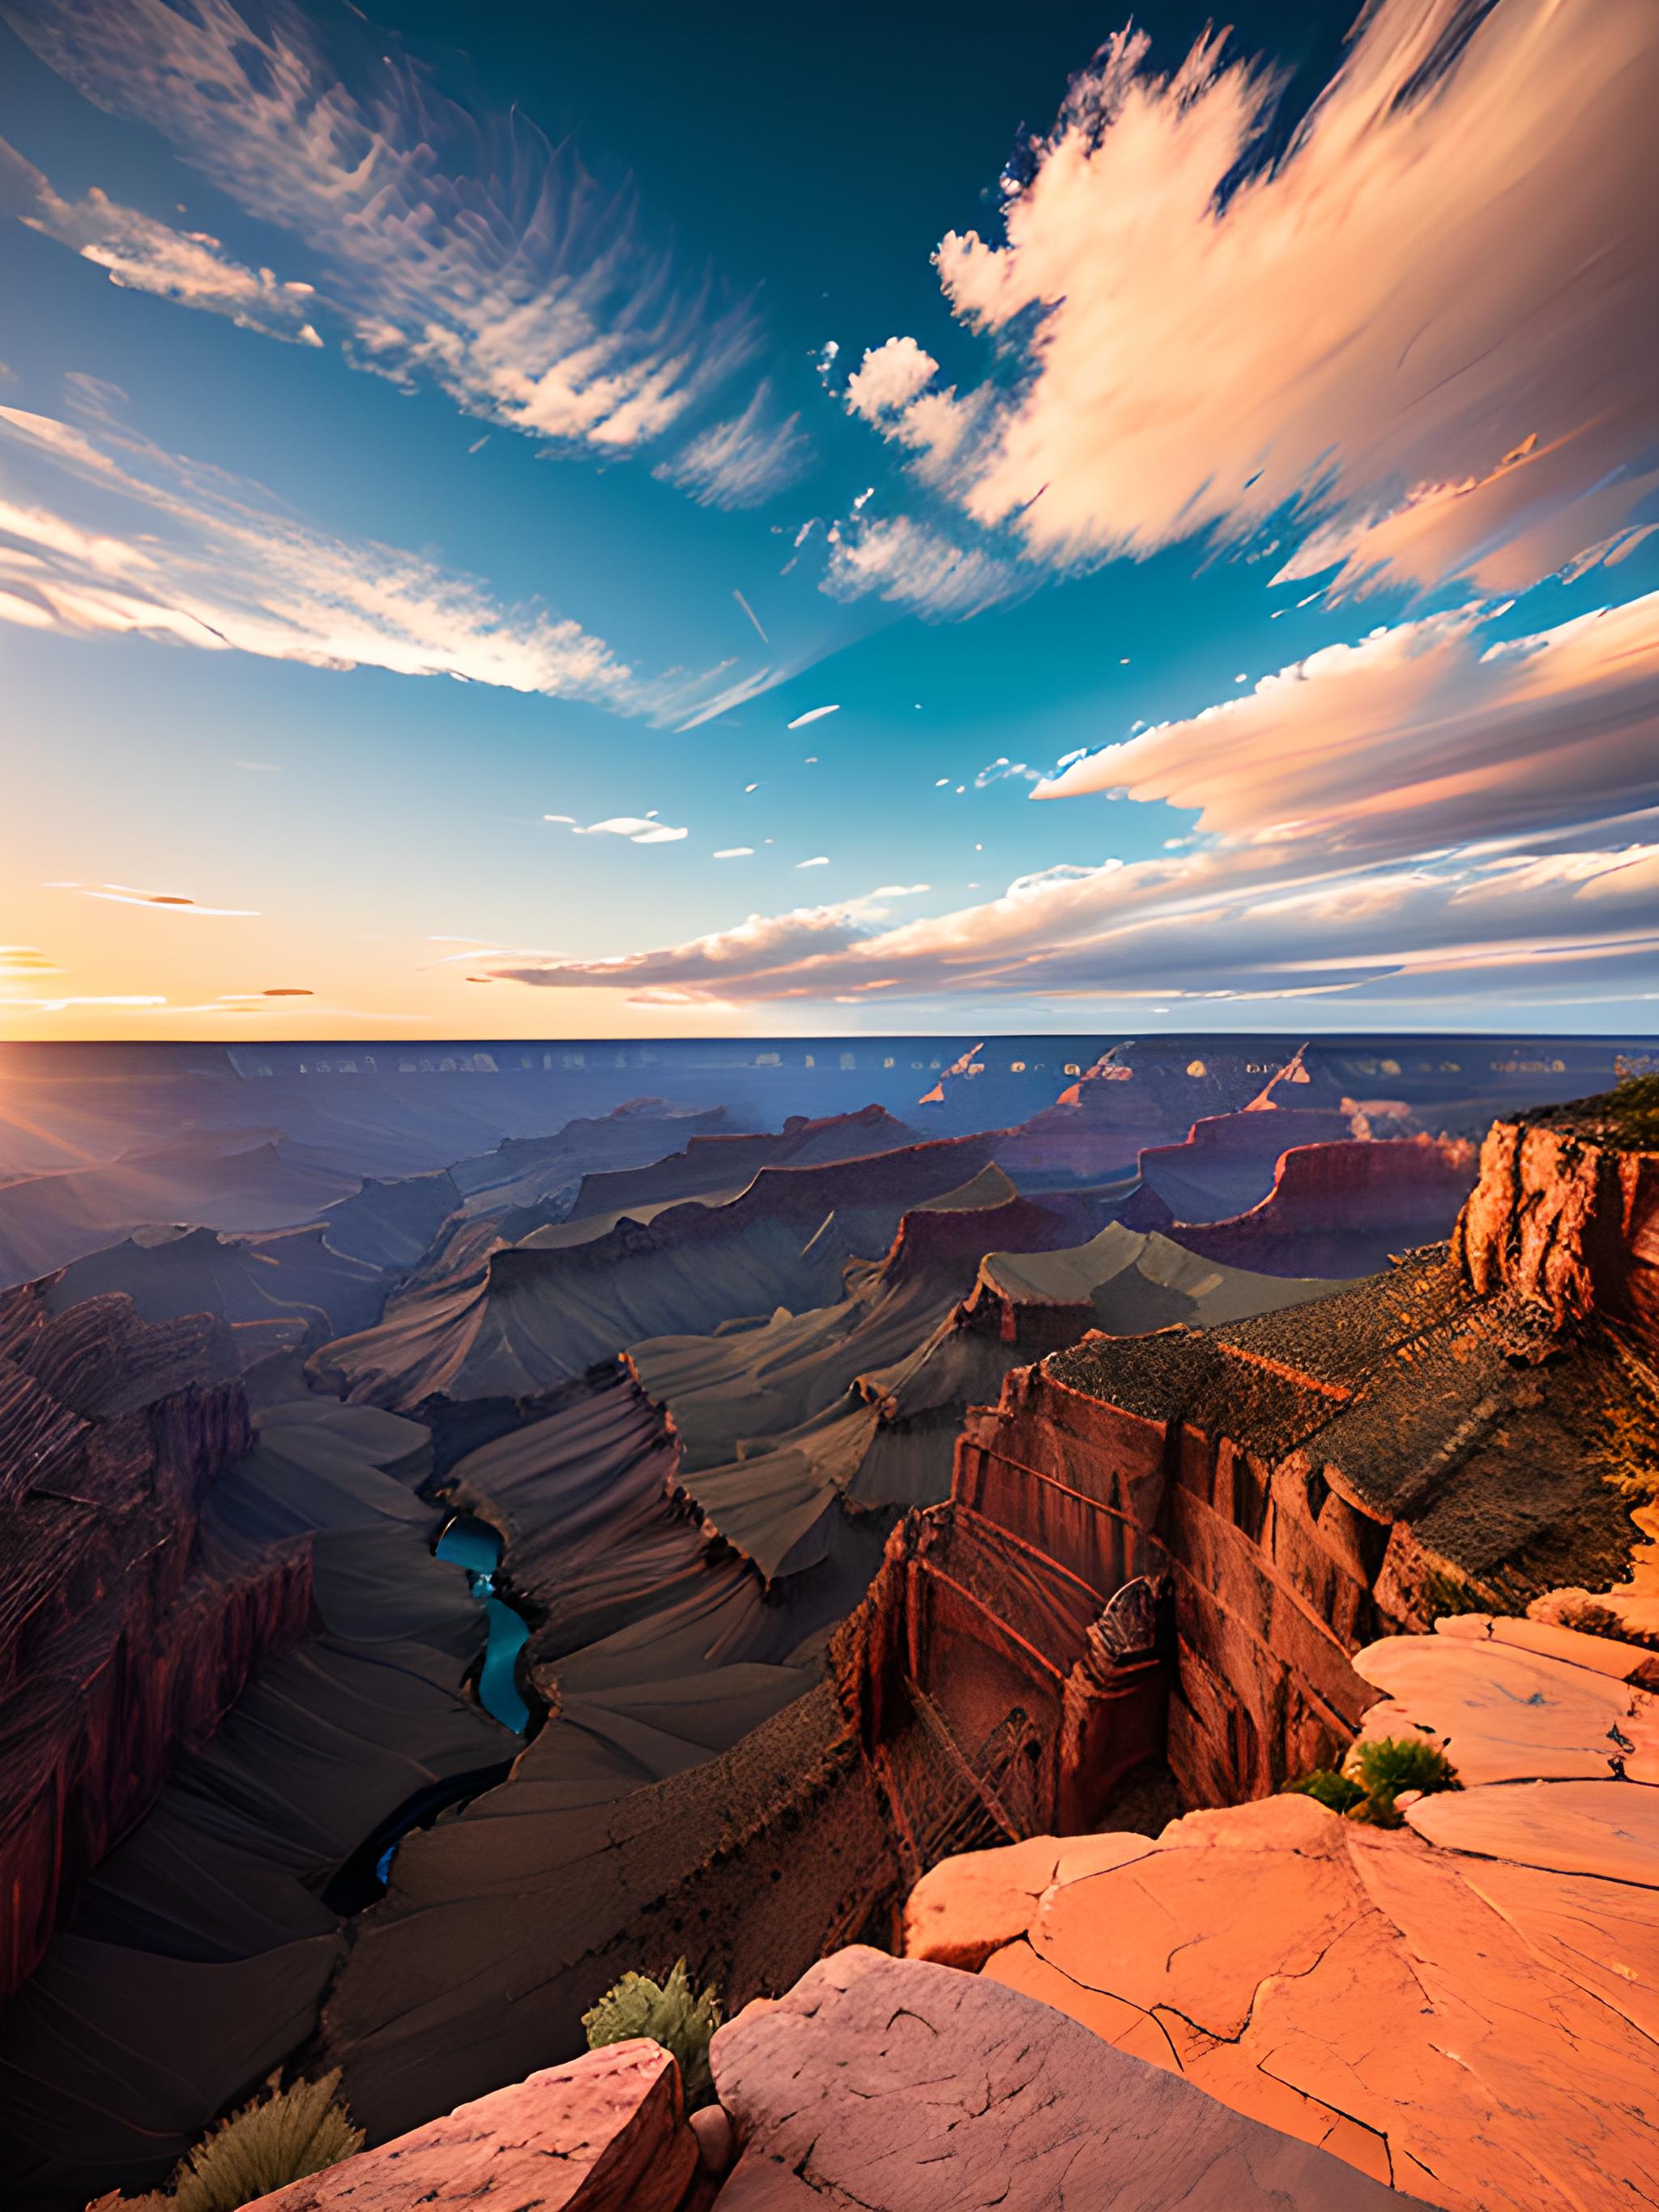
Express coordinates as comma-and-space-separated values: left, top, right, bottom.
911, 1630, 1659, 2210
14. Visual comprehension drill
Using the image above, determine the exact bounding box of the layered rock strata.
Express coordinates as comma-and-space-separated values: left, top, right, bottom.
832, 1105, 1651, 1863
0, 1399, 511, 2209
1130, 1132, 1478, 1278
0, 1283, 306, 2001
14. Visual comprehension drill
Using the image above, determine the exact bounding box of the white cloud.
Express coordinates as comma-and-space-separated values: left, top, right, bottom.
652, 384, 809, 509
796, 855, 830, 868
543, 813, 689, 843
821, 512, 1020, 620
843, 336, 939, 421
860, 0, 1658, 597
713, 847, 753, 859
974, 756, 1042, 788
6, 0, 805, 490
0, 399, 757, 723
786, 703, 840, 729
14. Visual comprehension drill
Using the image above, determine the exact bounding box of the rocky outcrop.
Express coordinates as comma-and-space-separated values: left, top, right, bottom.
0, 1283, 309, 2000
241, 2041, 698, 2212
904, 1619, 1659, 2211
1134, 1133, 1477, 1277
710, 1946, 1422, 2209
318, 1680, 899, 2147
1454, 1111, 1659, 1352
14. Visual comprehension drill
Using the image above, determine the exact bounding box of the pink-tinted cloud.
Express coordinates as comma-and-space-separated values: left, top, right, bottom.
1035, 591, 1659, 857
0, 135, 321, 344
860, 0, 1657, 597
844, 337, 940, 422
478, 584, 1659, 1011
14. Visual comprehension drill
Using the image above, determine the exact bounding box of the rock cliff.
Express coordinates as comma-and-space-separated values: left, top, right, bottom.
0, 1281, 310, 2000
831, 1101, 1653, 1854
1133, 1132, 1478, 1277
1454, 1107, 1659, 1352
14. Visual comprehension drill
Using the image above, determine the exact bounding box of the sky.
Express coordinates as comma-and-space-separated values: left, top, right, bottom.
1, 0, 1656, 1043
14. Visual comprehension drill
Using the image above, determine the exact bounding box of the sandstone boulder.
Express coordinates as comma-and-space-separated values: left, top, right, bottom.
238, 2039, 697, 2212
710, 1945, 1423, 2209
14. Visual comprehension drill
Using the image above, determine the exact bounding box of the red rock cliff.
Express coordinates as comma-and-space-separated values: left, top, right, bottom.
1454, 1115, 1659, 1352
0, 1281, 313, 1998
832, 1108, 1654, 1851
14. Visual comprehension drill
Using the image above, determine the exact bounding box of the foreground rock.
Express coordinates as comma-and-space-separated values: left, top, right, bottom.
241, 2040, 696, 2211
710, 1946, 1422, 2209
906, 1621, 1659, 2210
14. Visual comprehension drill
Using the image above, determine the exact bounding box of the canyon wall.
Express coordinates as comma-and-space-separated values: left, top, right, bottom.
0, 1281, 313, 1998
1454, 1113, 1659, 1352
834, 1108, 1651, 1839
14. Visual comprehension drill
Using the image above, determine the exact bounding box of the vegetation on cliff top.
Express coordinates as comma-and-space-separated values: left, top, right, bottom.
89, 2073, 364, 2212
583, 1956, 723, 2107
1285, 1733, 1460, 1829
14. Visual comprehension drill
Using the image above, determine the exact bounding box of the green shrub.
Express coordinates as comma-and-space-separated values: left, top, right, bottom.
1350, 1735, 1460, 1827
582, 1958, 723, 2107
90, 2073, 366, 2211
1282, 1734, 1459, 1829
1282, 1767, 1367, 1816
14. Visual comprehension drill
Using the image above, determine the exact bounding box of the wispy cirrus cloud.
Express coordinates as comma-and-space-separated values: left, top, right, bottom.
854, 0, 1659, 599
476, 587, 1659, 1010
0, 135, 322, 344
2, 0, 807, 498
821, 511, 1020, 620
0, 397, 761, 724
652, 384, 810, 510
48, 881, 259, 916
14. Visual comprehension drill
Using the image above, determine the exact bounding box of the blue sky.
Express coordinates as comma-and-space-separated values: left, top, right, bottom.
1, 0, 1656, 1039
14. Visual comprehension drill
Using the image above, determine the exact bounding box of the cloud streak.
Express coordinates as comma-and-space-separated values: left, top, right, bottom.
543, 813, 689, 843
0, 398, 760, 723
474, 587, 1659, 1010
1034, 593, 1659, 859
4, 0, 805, 496
859, 0, 1658, 597
1, 136, 322, 344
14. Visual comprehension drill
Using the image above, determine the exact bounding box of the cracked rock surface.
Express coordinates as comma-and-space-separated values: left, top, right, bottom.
709, 1945, 1423, 2209
906, 1619, 1659, 2210
239, 2039, 696, 2212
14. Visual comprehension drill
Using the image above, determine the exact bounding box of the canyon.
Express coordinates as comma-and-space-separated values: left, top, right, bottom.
0, 1036, 1652, 2210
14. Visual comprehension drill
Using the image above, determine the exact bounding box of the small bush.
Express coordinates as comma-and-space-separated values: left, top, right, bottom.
1282, 1767, 1367, 1816
88, 2075, 363, 2212
1282, 1735, 1459, 1829
173, 2073, 363, 2212
1350, 1735, 1460, 1827
582, 1958, 723, 2107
